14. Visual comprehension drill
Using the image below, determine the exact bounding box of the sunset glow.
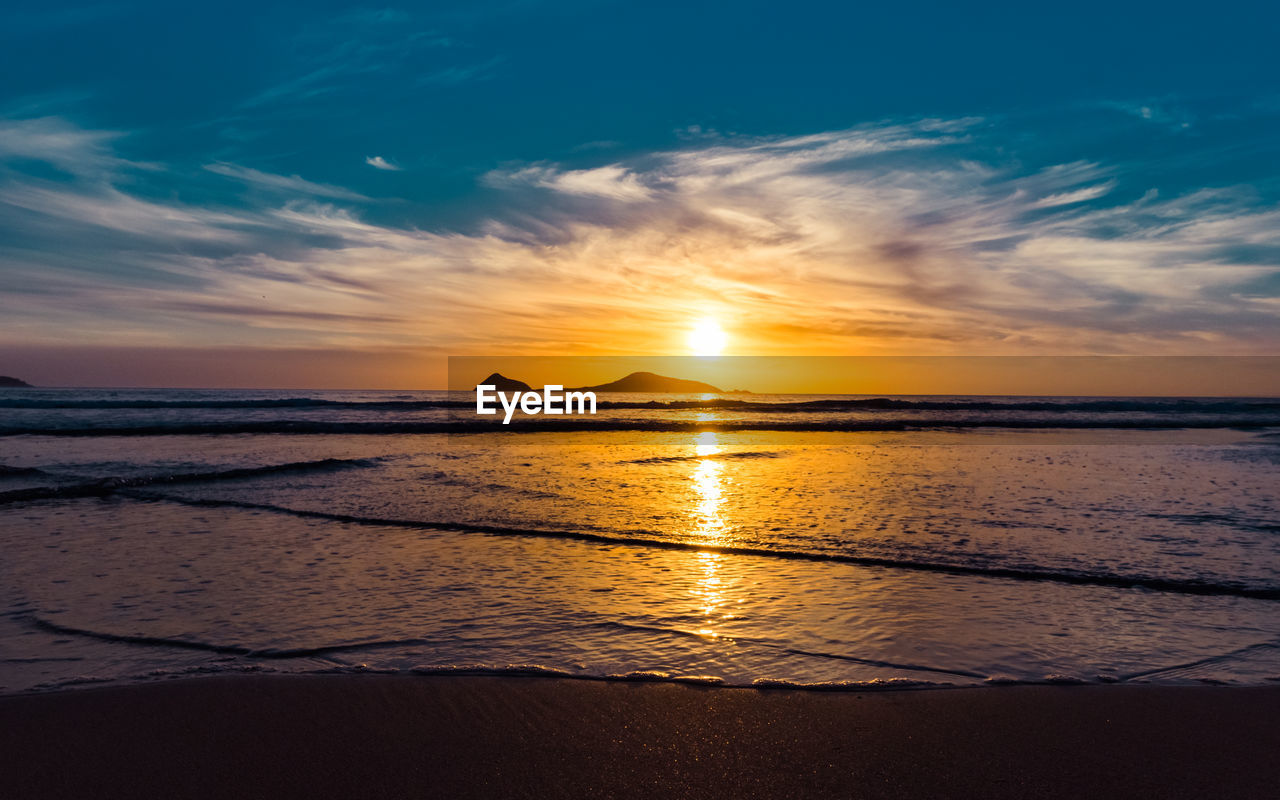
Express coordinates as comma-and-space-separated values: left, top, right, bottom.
0, 3, 1274, 394
687, 320, 728, 357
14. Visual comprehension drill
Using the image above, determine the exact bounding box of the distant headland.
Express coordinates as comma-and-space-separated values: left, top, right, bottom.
568, 371, 723, 393
476, 371, 737, 393
476, 373, 534, 393
0, 376, 32, 388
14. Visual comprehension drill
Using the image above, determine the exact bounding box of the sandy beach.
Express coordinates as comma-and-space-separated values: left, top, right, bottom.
3, 676, 1278, 799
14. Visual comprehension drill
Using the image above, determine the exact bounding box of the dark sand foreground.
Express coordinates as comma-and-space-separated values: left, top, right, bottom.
3, 676, 1279, 799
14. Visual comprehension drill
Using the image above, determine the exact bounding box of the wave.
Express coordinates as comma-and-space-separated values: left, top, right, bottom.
15, 660, 973, 697
750, 677, 947, 690
3, 396, 1276, 412
612, 397, 1280, 413
5, 417, 1279, 436
19, 612, 1276, 693
620, 451, 785, 464
14, 615, 963, 689
594, 619, 984, 679
0, 457, 378, 505
780, 646, 987, 679
25, 615, 432, 659
12, 616, 980, 693
23, 656, 1267, 696
115, 491, 1280, 601
408, 663, 577, 678
1119, 639, 1280, 682
0, 397, 451, 410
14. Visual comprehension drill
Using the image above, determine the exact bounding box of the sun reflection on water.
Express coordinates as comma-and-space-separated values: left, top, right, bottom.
693, 552, 725, 638
691, 433, 725, 541
688, 432, 735, 639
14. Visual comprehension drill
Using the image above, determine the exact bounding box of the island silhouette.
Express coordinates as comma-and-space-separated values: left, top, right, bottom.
476, 373, 534, 392
568, 371, 722, 393
0, 376, 32, 388
475, 371, 725, 393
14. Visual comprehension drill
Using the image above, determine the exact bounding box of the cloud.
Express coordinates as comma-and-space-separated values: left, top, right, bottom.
240, 11, 461, 110
1029, 181, 1116, 209
464, 122, 1278, 353
490, 164, 652, 200
1105, 99, 1194, 131
0, 114, 1276, 357
365, 155, 401, 171
415, 56, 504, 87
0, 116, 138, 177
204, 162, 369, 200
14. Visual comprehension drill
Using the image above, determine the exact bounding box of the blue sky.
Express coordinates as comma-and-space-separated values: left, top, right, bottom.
1, 1, 1278, 386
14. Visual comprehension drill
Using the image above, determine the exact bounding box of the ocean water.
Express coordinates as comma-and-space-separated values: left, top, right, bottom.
2, 388, 1280, 694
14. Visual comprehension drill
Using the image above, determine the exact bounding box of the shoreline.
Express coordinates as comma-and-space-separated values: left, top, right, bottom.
3, 674, 1278, 799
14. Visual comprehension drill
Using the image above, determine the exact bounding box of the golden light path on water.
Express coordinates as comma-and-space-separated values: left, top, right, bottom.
689, 431, 737, 640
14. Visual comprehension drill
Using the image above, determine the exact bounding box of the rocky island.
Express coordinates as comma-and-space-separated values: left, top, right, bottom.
475, 372, 534, 392
568, 371, 722, 393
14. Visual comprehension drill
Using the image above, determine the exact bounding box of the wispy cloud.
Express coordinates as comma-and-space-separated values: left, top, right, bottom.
0, 116, 139, 177
240, 10, 463, 110
364, 155, 401, 171
1029, 181, 1116, 209
204, 162, 369, 200
415, 56, 504, 87
490, 164, 653, 200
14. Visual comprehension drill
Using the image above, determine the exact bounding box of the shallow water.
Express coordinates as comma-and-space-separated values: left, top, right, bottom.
2, 390, 1279, 693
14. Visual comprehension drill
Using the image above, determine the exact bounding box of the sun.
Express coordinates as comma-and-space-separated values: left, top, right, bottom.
687, 319, 728, 356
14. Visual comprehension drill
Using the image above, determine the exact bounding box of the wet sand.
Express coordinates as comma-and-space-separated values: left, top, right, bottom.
2, 676, 1278, 799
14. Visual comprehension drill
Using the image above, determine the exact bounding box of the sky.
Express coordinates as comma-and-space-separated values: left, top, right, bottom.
1, 0, 1278, 388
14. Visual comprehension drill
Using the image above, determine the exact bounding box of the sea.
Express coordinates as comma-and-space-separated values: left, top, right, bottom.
3, 387, 1280, 694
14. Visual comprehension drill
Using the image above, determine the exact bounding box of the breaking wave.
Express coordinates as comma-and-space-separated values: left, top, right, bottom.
3, 396, 1278, 413
4, 417, 1279, 436
0, 457, 378, 505
101, 491, 1280, 601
